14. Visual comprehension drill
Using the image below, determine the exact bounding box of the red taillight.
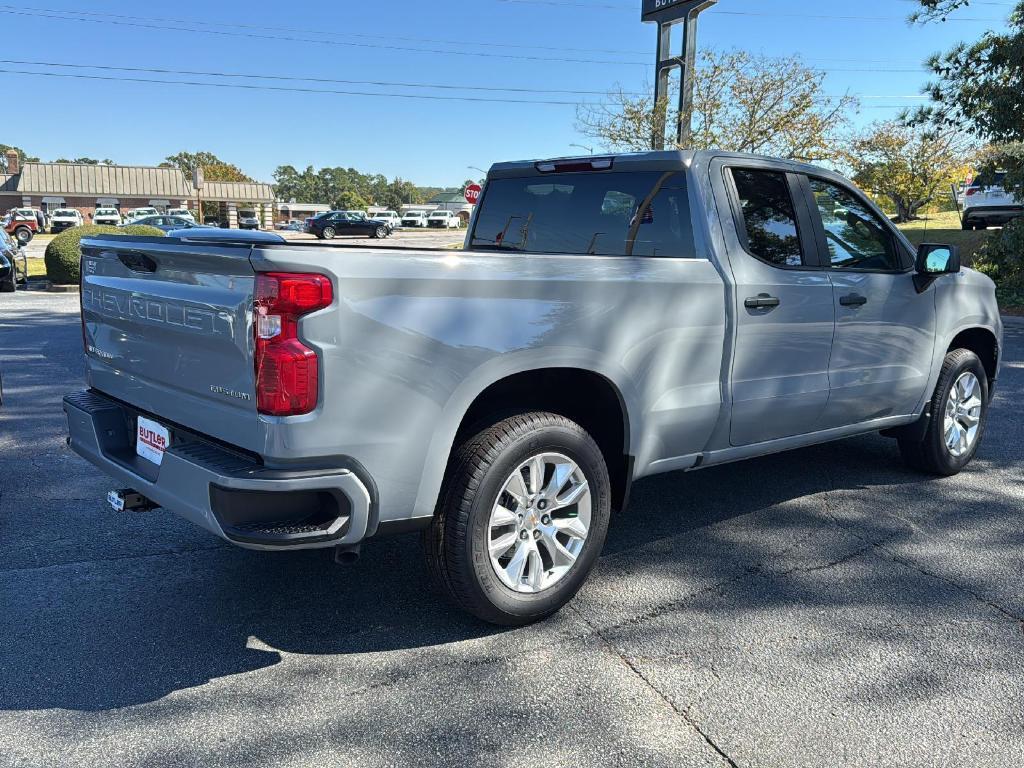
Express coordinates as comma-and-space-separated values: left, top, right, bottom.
254, 272, 333, 417
966, 187, 980, 196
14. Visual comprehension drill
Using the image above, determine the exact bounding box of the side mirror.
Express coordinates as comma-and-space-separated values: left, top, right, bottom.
916, 243, 961, 275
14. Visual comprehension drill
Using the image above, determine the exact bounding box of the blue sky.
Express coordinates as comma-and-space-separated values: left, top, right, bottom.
0, 0, 1014, 187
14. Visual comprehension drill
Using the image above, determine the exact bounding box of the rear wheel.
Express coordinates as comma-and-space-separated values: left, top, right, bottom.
424, 412, 611, 626
898, 349, 989, 476
13, 227, 32, 245
322, 226, 336, 240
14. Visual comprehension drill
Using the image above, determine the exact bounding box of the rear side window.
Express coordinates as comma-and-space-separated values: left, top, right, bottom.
470, 171, 695, 258
731, 169, 804, 267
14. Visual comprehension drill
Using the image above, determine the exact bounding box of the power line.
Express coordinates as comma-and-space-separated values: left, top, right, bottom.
0, 4, 985, 70
0, 64, 932, 111
493, 0, 1008, 20
0, 7, 651, 67
0, 67, 597, 105
0, 58, 627, 96
0, 58, 934, 98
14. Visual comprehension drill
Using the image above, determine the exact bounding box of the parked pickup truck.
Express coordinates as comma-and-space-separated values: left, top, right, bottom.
65, 151, 1002, 626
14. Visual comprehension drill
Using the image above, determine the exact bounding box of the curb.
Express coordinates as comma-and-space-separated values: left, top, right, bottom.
46, 284, 79, 293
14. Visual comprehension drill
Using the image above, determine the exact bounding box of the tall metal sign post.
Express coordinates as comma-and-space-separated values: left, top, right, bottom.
642, 0, 718, 150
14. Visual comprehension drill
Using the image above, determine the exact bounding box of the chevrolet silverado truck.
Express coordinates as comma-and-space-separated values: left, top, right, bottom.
64, 151, 1002, 625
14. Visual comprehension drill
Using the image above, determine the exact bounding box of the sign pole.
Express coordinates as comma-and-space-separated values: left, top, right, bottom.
643, 0, 718, 150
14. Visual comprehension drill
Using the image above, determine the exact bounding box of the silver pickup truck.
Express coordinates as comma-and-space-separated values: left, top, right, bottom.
65, 150, 1002, 625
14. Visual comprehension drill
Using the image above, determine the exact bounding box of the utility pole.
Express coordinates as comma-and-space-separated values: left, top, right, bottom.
642, 0, 718, 150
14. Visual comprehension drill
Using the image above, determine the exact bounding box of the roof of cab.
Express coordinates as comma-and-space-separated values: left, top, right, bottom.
486, 149, 828, 179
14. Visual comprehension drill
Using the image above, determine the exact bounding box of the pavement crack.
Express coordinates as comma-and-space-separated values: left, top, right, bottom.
818, 466, 1024, 626
571, 605, 741, 768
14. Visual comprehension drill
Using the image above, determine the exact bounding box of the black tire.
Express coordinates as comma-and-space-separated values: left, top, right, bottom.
424, 412, 611, 626
898, 349, 989, 476
0, 269, 15, 293
961, 220, 973, 231
374, 225, 387, 239
322, 226, 335, 240
14, 227, 32, 245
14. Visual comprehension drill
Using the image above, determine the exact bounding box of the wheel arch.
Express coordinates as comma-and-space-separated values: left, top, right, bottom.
948, 326, 999, 386
411, 358, 641, 521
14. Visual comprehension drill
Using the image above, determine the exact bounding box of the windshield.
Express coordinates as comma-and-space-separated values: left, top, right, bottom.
404, 212, 423, 218
430, 211, 447, 217
53, 210, 77, 217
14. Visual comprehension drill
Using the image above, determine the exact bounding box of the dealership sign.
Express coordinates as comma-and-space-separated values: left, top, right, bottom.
641, 0, 716, 22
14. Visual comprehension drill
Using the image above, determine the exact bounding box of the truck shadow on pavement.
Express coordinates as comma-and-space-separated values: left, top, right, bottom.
2, 432, 1020, 713
1, 311, 1021, 714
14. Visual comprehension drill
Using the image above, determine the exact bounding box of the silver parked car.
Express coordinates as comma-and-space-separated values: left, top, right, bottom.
65, 150, 1002, 626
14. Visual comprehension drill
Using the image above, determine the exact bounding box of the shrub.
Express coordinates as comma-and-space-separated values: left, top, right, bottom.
44, 224, 165, 284
973, 219, 1024, 308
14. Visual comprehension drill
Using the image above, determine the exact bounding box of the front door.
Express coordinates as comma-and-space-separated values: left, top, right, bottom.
716, 162, 837, 446
803, 176, 937, 428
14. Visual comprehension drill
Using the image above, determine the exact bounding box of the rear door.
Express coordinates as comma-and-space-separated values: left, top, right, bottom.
802, 176, 937, 428
80, 233, 262, 449
713, 160, 836, 446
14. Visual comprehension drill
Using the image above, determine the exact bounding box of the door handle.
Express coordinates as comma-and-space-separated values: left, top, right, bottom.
744, 294, 781, 310
839, 293, 868, 307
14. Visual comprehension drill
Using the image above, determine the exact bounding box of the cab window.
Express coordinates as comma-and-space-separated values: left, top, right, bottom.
730, 169, 804, 268
809, 178, 901, 272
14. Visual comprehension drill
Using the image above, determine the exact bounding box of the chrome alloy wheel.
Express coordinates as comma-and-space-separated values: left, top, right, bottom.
944, 371, 983, 458
487, 452, 592, 594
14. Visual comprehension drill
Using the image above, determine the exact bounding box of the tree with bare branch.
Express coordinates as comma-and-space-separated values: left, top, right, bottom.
576, 50, 857, 162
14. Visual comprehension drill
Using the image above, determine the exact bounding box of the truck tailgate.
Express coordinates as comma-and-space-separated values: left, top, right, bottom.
80, 235, 262, 451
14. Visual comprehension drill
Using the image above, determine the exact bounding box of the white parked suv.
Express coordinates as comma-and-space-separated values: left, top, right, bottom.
93, 208, 122, 226
167, 208, 196, 223
370, 211, 401, 229
427, 210, 461, 229
50, 209, 84, 233
125, 207, 159, 223
401, 211, 429, 228
961, 171, 1023, 230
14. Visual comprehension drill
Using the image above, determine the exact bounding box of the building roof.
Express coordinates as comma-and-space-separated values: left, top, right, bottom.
2, 162, 274, 202
201, 180, 275, 203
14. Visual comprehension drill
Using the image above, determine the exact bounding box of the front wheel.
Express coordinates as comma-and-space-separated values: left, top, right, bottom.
424, 412, 611, 626
373, 225, 388, 239
14, 227, 32, 245
898, 349, 989, 476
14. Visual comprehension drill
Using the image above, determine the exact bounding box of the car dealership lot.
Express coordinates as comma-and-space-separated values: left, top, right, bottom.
278, 228, 463, 249
1, 292, 1022, 768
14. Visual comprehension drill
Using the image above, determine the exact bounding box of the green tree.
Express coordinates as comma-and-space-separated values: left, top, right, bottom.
52, 157, 116, 165
334, 189, 369, 211
911, 2, 1024, 188
162, 151, 254, 182
847, 121, 973, 222
912, 0, 1024, 304
576, 49, 857, 162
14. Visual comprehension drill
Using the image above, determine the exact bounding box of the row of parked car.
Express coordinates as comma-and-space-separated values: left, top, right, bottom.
284, 208, 464, 240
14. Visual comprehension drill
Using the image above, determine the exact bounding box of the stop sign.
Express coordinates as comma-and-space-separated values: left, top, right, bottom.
464, 183, 482, 205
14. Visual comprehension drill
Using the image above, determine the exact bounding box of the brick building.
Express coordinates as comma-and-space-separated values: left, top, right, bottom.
1, 149, 274, 229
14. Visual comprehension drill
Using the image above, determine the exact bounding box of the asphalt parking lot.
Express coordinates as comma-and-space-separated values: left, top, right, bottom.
1, 291, 1021, 768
